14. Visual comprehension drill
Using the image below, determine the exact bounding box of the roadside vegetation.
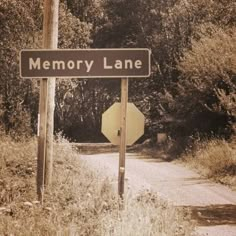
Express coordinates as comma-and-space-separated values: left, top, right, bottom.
179, 138, 236, 189
0, 0, 235, 233
0, 135, 196, 235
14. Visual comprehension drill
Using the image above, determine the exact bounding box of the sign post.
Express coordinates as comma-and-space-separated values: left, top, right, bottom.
101, 95, 145, 199
43, 0, 59, 189
37, 0, 59, 203
118, 78, 128, 198
37, 78, 48, 202
20, 48, 151, 200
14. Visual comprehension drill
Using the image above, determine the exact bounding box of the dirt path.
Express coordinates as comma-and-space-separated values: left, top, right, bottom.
81, 152, 236, 236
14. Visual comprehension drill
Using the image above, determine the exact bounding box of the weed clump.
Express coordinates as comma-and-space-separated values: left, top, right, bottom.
0, 135, 195, 235
181, 139, 236, 186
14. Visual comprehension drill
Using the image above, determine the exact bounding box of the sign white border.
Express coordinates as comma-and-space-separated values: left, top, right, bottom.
19, 48, 151, 79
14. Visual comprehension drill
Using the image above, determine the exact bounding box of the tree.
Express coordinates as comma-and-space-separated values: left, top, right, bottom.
0, 0, 92, 137
63, 0, 104, 25
147, 0, 236, 142
177, 25, 236, 137
55, 78, 120, 141
0, 0, 41, 135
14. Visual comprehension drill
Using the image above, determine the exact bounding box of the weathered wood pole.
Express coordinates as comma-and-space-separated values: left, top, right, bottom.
43, 0, 59, 187
37, 0, 59, 202
37, 79, 48, 202
118, 78, 128, 198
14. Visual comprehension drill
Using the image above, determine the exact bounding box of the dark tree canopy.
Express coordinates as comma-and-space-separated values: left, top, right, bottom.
0, 0, 235, 146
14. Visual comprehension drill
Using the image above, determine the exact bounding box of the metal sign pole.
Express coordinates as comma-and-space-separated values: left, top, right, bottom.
118, 78, 128, 198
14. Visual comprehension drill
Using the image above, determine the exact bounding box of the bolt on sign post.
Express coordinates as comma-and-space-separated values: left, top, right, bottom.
20, 47, 151, 201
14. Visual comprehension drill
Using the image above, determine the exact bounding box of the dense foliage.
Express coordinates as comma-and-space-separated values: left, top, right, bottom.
0, 0, 235, 147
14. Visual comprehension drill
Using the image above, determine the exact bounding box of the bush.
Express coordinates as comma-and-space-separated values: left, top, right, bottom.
176, 25, 236, 138
182, 139, 236, 180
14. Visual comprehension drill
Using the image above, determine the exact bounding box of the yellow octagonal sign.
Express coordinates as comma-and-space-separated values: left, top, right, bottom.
101, 102, 145, 145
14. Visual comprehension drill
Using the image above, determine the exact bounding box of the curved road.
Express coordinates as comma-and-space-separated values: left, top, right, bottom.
81, 152, 236, 236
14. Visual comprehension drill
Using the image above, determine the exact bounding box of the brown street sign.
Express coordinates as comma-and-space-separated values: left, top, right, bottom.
20, 48, 151, 78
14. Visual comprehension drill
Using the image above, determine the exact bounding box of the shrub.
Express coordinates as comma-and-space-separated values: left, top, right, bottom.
176, 25, 236, 138
182, 139, 236, 179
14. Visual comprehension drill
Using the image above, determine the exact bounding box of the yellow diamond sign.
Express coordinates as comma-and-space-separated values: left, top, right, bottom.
101, 102, 145, 145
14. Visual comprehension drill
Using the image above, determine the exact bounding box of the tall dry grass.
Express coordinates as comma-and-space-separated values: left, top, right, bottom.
101, 192, 194, 236
181, 139, 236, 187
0, 134, 196, 235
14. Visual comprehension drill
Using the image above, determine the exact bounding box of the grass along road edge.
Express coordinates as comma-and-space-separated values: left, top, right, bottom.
0, 135, 196, 235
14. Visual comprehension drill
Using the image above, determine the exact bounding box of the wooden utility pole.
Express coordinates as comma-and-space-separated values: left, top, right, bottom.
118, 78, 129, 198
43, 0, 59, 186
37, 0, 59, 201
43, 0, 59, 185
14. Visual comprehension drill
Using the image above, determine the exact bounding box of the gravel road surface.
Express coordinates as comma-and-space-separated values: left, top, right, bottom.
81, 152, 236, 236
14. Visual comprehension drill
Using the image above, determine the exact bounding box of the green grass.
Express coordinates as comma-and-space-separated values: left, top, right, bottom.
0, 135, 195, 235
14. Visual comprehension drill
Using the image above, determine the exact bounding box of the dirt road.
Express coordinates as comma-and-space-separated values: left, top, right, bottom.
81, 152, 236, 236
